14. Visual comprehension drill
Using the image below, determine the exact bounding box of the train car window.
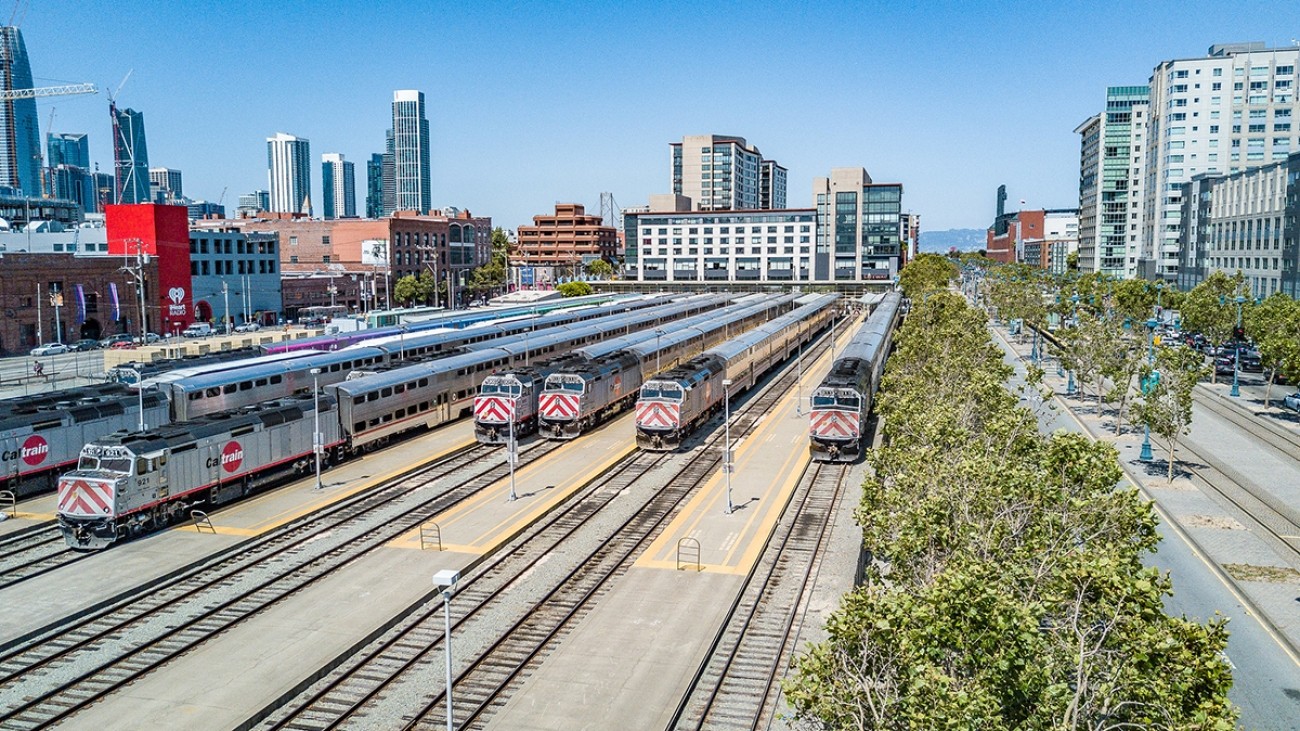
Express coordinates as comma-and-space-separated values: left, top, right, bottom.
206, 388, 220, 397
368, 418, 378, 428
395, 384, 405, 394
223, 384, 237, 394
136, 457, 148, 474
159, 454, 167, 466
381, 387, 392, 398
418, 378, 429, 387
354, 421, 365, 432
271, 375, 283, 385
232, 425, 254, 437
188, 392, 201, 401
381, 413, 393, 423
239, 382, 252, 391
255, 379, 269, 387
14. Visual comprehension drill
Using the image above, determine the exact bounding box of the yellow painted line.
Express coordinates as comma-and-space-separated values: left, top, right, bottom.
387, 434, 638, 551
7, 511, 57, 522
175, 434, 477, 536
992, 325, 1300, 670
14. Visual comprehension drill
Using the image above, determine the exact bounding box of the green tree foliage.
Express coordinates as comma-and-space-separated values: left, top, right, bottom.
784, 292, 1236, 730
1132, 339, 1209, 483
392, 271, 439, 307
1181, 272, 1249, 383
1245, 291, 1300, 404
584, 258, 615, 279
556, 281, 593, 297
896, 253, 955, 300
466, 227, 511, 297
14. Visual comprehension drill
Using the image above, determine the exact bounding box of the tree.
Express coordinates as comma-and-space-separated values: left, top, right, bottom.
897, 253, 955, 300
1245, 292, 1300, 406
584, 258, 615, 279
556, 281, 593, 297
1101, 325, 1147, 435
1066, 250, 1079, 271
392, 274, 422, 307
1055, 313, 1120, 406
1132, 344, 1208, 482
466, 227, 512, 298
1180, 271, 1249, 384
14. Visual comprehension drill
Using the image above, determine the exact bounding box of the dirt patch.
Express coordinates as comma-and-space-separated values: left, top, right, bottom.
1223, 563, 1300, 583
1182, 514, 1245, 530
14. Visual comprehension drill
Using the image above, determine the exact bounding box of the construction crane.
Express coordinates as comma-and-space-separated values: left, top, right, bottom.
0, 81, 96, 101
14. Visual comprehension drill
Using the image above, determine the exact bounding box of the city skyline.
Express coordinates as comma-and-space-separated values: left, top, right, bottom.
17, 0, 1300, 230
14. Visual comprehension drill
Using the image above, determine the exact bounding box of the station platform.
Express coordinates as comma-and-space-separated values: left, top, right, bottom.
486, 317, 869, 730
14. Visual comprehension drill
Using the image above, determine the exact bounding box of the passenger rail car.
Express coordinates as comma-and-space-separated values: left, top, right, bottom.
263, 293, 658, 354
537, 294, 799, 440
0, 384, 170, 500
635, 295, 837, 451
57, 395, 342, 549
809, 291, 903, 463
166, 295, 725, 421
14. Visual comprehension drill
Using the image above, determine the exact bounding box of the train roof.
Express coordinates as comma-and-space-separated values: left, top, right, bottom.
0, 382, 131, 414
140, 349, 320, 387
622, 293, 797, 359
0, 386, 168, 432
329, 348, 511, 396
169, 346, 390, 391
703, 294, 835, 360
90, 395, 329, 454
572, 294, 753, 359
819, 291, 902, 385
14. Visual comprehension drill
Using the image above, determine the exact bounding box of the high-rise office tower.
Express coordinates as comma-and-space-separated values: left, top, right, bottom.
112, 105, 150, 204
1142, 42, 1300, 280
1075, 86, 1149, 278
321, 152, 356, 219
670, 134, 784, 211
366, 153, 383, 218
812, 167, 903, 281
48, 132, 89, 168
391, 90, 431, 213
382, 129, 396, 215
148, 167, 183, 202
0, 27, 40, 195
266, 132, 312, 215
237, 190, 269, 217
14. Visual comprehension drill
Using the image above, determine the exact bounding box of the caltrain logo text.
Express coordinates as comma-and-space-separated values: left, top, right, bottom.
205, 441, 244, 473
13, 435, 49, 466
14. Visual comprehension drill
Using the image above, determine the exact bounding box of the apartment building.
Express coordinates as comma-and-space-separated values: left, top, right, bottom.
670, 134, 785, 211
1076, 86, 1149, 277
515, 203, 619, 268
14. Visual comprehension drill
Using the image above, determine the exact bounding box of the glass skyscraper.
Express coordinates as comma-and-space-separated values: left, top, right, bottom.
48, 133, 89, 169
0, 26, 41, 195
391, 90, 431, 213
321, 152, 356, 219
266, 132, 311, 215
367, 153, 383, 218
112, 106, 150, 204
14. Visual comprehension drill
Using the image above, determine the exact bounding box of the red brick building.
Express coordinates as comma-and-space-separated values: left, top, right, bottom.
516, 203, 619, 268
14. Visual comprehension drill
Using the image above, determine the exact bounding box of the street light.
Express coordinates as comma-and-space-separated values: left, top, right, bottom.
722, 378, 734, 515
1066, 294, 1080, 396
432, 569, 461, 731
654, 328, 665, 372
506, 397, 518, 502
399, 324, 408, 360
795, 338, 804, 417
1140, 317, 1158, 461
311, 367, 323, 490
121, 367, 145, 432
1231, 294, 1245, 398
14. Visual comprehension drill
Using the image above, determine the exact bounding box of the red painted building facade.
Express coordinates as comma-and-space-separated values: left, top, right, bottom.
105, 204, 195, 335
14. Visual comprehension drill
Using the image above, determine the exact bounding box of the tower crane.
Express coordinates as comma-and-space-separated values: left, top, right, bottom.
0, 82, 96, 101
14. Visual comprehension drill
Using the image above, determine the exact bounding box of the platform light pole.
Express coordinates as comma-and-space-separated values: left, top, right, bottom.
121, 367, 145, 431
432, 569, 461, 731
654, 328, 665, 372
1231, 294, 1245, 398
506, 399, 518, 502
795, 338, 804, 417
311, 367, 323, 490
723, 378, 734, 515
1140, 317, 1158, 461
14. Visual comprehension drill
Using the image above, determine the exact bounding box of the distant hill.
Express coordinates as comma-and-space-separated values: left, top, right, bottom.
919, 228, 985, 253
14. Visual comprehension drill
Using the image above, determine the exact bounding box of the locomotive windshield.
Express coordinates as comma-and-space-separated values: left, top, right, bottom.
78, 454, 131, 473
544, 375, 584, 393
812, 390, 861, 409
642, 384, 683, 401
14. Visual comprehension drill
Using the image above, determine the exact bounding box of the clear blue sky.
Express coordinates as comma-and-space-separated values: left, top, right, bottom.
23, 0, 1300, 232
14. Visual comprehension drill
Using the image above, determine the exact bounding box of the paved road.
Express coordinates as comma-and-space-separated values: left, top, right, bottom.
992, 326, 1300, 729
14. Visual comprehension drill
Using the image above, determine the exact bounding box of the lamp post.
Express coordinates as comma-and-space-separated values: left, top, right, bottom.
506, 400, 518, 502
1231, 294, 1245, 397
795, 338, 804, 416
432, 569, 461, 731
654, 328, 665, 372
399, 325, 408, 360
722, 378, 734, 515
311, 367, 323, 490
1140, 317, 1158, 461
524, 325, 531, 367
121, 367, 145, 431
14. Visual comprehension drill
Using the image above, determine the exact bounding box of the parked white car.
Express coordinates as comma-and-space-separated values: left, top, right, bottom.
1283, 392, 1300, 413
30, 343, 69, 356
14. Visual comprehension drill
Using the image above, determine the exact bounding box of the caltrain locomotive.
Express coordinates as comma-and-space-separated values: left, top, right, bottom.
635, 294, 838, 451
0, 383, 170, 500
471, 294, 796, 444
58, 395, 340, 549
808, 291, 903, 463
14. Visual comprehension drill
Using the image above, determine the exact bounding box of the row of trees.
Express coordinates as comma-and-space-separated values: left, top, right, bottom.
390, 228, 616, 307
784, 290, 1236, 728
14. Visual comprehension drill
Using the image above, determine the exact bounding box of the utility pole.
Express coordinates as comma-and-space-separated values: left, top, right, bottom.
222, 280, 230, 334
119, 238, 149, 340
35, 282, 42, 345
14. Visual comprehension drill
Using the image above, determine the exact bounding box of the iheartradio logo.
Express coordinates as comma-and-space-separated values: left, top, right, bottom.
221, 440, 244, 473
21, 435, 49, 466
168, 287, 186, 305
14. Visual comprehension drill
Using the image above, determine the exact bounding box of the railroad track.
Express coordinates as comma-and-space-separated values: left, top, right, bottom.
0, 440, 562, 730
1190, 386, 1300, 468
668, 462, 850, 731
249, 325, 840, 731
0, 524, 81, 590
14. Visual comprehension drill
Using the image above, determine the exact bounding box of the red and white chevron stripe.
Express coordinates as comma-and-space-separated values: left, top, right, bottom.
635, 401, 680, 429
474, 396, 516, 424
539, 393, 580, 420
809, 409, 859, 439
57, 478, 116, 517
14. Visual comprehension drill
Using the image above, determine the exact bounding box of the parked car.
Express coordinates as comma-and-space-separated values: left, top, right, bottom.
133, 332, 162, 344
1238, 350, 1263, 372
31, 343, 69, 356
1214, 355, 1236, 377
100, 333, 133, 348
109, 340, 138, 350
1281, 391, 1300, 412
234, 322, 261, 333
182, 323, 214, 338
69, 338, 102, 352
